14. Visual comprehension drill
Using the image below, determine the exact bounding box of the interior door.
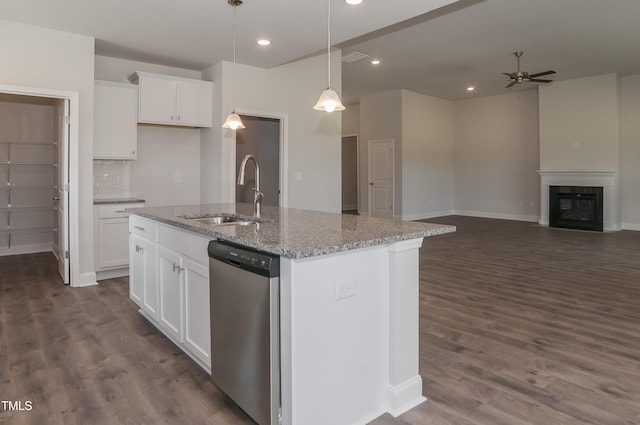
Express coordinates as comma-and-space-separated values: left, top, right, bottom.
54, 99, 70, 284
368, 140, 394, 218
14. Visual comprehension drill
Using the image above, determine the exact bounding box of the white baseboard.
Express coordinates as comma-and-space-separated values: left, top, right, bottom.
74, 271, 98, 287
341, 204, 358, 211
96, 267, 129, 281
454, 210, 539, 223
622, 222, 640, 231
402, 211, 454, 221
386, 375, 427, 417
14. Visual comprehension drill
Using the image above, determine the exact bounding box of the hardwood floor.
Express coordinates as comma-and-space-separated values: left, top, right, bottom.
1, 216, 639, 424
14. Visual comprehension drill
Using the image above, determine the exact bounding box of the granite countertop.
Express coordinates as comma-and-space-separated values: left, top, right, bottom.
128, 203, 455, 259
94, 197, 146, 205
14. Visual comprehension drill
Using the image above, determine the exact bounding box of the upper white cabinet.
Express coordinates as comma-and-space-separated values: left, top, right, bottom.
93, 80, 138, 160
128, 72, 213, 128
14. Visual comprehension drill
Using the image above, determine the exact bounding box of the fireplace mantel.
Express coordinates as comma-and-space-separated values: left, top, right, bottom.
537, 171, 620, 231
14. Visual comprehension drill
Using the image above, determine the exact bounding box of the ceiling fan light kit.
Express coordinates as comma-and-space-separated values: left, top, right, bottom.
503, 51, 556, 88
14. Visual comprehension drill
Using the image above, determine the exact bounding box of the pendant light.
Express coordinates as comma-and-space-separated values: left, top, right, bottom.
222, 0, 246, 130
313, 0, 345, 112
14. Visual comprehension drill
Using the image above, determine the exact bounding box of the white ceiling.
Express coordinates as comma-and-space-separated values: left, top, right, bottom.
2, 0, 640, 103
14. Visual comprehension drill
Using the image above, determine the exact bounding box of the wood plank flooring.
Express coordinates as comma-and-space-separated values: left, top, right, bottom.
1, 216, 639, 424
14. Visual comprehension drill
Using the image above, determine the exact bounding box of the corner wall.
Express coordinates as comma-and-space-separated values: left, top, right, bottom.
453, 90, 540, 221
620, 74, 640, 229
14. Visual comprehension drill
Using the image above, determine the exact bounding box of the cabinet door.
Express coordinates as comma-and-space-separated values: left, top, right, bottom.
176, 80, 213, 127
129, 234, 146, 307
98, 217, 130, 269
94, 81, 138, 159
183, 257, 211, 367
141, 240, 158, 320
138, 76, 176, 124
158, 247, 183, 342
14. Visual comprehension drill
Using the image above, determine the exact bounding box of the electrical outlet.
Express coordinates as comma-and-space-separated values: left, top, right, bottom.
174, 173, 181, 184
335, 279, 356, 300
112, 175, 120, 185
295, 172, 303, 181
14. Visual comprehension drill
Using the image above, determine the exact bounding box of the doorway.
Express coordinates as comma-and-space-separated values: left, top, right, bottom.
0, 84, 77, 285
236, 115, 281, 207
368, 139, 394, 218
341, 135, 358, 213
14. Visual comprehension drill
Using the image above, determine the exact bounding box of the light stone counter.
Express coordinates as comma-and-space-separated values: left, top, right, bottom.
127, 203, 455, 259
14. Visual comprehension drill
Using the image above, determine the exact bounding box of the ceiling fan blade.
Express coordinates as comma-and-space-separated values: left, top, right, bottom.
528, 78, 554, 83
529, 70, 556, 78
505, 81, 517, 88
502, 72, 516, 78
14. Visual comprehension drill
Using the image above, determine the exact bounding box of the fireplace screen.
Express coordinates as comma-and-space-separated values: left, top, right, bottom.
549, 186, 603, 232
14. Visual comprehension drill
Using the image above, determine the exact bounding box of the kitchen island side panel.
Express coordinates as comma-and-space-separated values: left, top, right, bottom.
280, 244, 392, 425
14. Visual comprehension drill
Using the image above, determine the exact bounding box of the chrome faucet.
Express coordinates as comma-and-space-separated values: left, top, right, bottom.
237, 154, 263, 217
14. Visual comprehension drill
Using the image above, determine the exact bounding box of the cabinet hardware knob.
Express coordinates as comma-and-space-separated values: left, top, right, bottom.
115, 210, 126, 213
172, 263, 184, 273
134, 226, 145, 231
53, 196, 61, 201
136, 245, 143, 253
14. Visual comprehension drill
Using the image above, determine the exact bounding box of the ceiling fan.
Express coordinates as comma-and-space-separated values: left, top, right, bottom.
503, 51, 555, 88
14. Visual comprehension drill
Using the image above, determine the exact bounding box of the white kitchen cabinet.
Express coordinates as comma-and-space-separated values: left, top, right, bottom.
182, 257, 211, 367
128, 216, 211, 371
93, 81, 138, 160
129, 233, 156, 309
128, 72, 213, 128
95, 202, 144, 280
158, 246, 183, 343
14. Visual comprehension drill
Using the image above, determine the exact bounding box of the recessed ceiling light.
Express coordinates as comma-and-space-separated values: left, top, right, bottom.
346, 0, 363, 4
257, 39, 271, 46
371, 59, 381, 65
467, 86, 475, 91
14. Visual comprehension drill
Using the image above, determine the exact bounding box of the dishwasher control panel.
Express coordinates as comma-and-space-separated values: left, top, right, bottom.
208, 240, 279, 278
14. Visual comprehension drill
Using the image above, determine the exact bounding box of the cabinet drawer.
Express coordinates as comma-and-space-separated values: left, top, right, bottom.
99, 203, 145, 219
157, 223, 209, 265
130, 216, 157, 240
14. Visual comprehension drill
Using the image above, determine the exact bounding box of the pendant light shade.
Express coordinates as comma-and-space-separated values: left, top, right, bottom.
222, 112, 245, 130
314, 0, 345, 113
223, 0, 245, 130
313, 88, 345, 112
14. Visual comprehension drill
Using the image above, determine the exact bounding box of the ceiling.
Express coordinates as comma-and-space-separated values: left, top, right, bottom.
2, 0, 640, 104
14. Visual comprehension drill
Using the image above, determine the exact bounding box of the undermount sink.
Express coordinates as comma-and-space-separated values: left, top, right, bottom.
180, 214, 261, 226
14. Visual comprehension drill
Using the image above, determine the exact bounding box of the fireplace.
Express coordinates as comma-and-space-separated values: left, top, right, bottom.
549, 186, 603, 232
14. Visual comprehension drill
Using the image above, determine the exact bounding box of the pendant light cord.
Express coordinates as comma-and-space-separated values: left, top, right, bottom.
327, 0, 331, 89
233, 4, 237, 111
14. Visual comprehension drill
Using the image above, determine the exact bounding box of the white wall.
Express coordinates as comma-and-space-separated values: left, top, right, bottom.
454, 90, 540, 221
620, 74, 640, 229
202, 51, 342, 213
94, 55, 202, 207
359, 91, 403, 215
342, 103, 360, 136
539, 73, 619, 172
401, 90, 454, 220
0, 19, 95, 283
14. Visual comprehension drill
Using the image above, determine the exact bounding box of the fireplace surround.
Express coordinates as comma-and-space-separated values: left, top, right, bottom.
538, 171, 619, 231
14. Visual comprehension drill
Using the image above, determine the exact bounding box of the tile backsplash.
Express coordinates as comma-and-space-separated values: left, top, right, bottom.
93, 160, 132, 198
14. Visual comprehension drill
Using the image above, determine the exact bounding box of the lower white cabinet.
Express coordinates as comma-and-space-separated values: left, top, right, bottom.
129, 215, 211, 371
95, 203, 145, 279
129, 233, 156, 313
158, 247, 183, 342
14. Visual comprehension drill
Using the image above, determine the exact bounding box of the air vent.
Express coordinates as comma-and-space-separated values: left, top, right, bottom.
342, 51, 370, 63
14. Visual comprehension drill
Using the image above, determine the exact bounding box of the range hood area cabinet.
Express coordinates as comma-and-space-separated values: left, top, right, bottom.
128, 72, 213, 128
94, 80, 138, 160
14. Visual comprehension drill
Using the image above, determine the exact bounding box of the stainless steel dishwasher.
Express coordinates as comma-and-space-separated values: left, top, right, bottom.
207, 240, 280, 425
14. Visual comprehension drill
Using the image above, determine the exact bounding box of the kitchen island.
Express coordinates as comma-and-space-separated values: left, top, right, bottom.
127, 203, 455, 425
